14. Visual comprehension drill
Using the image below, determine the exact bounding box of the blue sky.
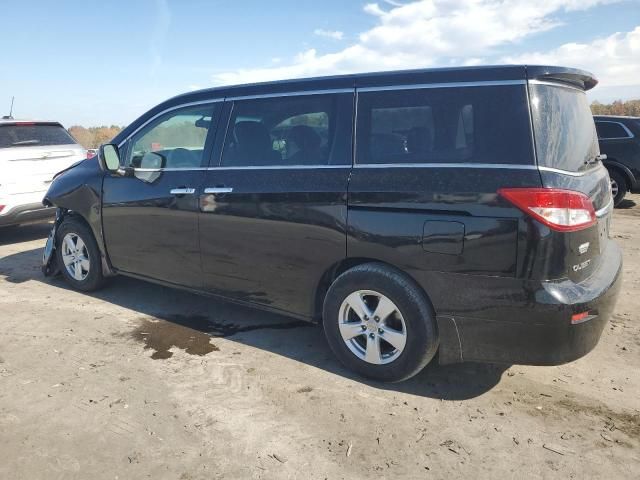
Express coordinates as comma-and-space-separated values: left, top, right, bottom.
2, 0, 639, 127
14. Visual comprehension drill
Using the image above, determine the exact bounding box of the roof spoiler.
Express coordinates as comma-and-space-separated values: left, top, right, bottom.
526, 65, 598, 91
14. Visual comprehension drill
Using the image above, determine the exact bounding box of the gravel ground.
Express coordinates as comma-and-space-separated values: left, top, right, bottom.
1, 194, 639, 479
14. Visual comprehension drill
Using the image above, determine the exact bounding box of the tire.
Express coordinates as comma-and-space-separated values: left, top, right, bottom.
609, 169, 627, 207
55, 217, 105, 292
323, 263, 438, 382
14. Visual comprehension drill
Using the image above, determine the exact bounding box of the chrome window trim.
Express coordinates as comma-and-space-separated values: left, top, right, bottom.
207, 164, 350, 171
133, 167, 210, 172
353, 162, 538, 170
226, 88, 354, 101
117, 99, 223, 148
595, 197, 614, 218
132, 164, 350, 173
595, 120, 635, 140
356, 80, 525, 93
131, 163, 604, 176
528, 79, 587, 94
352, 162, 605, 177
538, 165, 604, 177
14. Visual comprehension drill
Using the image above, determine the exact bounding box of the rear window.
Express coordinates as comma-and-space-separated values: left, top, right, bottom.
356, 84, 533, 165
0, 124, 77, 148
530, 84, 599, 172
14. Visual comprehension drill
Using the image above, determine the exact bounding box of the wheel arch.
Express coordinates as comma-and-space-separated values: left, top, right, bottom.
604, 160, 635, 191
57, 210, 116, 277
312, 257, 433, 323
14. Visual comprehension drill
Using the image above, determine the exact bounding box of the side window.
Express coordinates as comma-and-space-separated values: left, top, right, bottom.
127, 105, 215, 169
221, 95, 337, 167
356, 85, 533, 165
595, 121, 630, 139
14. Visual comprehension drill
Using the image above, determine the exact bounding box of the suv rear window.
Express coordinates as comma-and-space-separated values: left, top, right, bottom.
356, 84, 533, 165
0, 124, 77, 148
530, 84, 599, 172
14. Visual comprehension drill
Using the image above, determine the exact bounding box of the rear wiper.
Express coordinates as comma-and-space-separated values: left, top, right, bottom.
11, 139, 40, 146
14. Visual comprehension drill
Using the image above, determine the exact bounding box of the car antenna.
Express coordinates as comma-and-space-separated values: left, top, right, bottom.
2, 96, 14, 120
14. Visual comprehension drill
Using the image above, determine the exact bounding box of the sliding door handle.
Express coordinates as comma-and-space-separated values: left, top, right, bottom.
170, 187, 195, 195
204, 187, 233, 194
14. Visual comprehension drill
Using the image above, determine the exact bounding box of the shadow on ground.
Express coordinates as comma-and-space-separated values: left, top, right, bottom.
617, 198, 637, 209
0, 223, 51, 246
0, 246, 508, 400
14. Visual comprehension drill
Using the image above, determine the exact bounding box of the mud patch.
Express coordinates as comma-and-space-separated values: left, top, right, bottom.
127, 313, 311, 360
130, 318, 219, 360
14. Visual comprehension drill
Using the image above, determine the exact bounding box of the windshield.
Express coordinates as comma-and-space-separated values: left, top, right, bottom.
0, 124, 77, 148
530, 84, 599, 172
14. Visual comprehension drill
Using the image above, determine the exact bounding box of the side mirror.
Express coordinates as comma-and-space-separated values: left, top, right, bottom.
99, 144, 121, 172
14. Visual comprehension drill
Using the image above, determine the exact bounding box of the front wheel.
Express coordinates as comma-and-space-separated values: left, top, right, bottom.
55, 217, 106, 291
323, 263, 438, 382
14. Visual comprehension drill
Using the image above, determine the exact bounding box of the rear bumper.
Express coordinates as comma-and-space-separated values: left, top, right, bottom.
0, 202, 55, 227
436, 241, 623, 365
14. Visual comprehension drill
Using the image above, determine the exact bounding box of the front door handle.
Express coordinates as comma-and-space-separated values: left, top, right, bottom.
170, 187, 196, 195
204, 187, 233, 194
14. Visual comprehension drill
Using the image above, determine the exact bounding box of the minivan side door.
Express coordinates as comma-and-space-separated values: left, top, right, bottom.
102, 102, 221, 288
347, 83, 537, 282
198, 91, 354, 318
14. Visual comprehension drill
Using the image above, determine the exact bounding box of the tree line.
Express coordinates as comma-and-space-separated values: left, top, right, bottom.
68, 125, 123, 149
590, 99, 640, 117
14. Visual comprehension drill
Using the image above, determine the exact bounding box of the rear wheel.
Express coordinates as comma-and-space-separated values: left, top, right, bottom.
323, 263, 438, 382
609, 169, 627, 207
56, 217, 105, 291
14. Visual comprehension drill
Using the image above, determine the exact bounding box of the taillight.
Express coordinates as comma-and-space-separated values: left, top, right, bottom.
498, 188, 596, 232
86, 150, 96, 159
0, 205, 5, 213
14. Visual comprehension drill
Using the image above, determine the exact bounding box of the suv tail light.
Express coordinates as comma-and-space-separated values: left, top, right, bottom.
498, 188, 596, 232
0, 205, 5, 213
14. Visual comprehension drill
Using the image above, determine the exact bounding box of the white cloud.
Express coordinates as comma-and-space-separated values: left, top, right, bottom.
211, 0, 633, 94
504, 26, 640, 88
314, 29, 344, 40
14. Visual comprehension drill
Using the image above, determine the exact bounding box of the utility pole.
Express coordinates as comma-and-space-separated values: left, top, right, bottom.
3, 97, 15, 119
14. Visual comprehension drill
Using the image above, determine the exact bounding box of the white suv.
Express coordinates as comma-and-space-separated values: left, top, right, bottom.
0, 119, 86, 227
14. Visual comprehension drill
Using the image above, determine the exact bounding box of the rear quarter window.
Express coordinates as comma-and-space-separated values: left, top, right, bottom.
0, 124, 77, 148
595, 121, 632, 139
356, 84, 533, 165
530, 84, 599, 172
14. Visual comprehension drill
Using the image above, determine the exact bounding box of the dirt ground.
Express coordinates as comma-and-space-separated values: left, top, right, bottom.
1, 195, 639, 480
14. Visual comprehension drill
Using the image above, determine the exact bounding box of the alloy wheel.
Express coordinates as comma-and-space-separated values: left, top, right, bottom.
338, 290, 407, 365
61, 233, 90, 281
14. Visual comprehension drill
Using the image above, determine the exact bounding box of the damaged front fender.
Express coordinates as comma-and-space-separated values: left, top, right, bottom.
41, 208, 65, 276
41, 157, 116, 277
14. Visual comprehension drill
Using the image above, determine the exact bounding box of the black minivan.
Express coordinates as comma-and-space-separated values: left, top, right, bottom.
42, 65, 622, 382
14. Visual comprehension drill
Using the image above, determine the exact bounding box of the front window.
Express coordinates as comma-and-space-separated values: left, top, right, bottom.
530, 84, 599, 172
126, 105, 215, 169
